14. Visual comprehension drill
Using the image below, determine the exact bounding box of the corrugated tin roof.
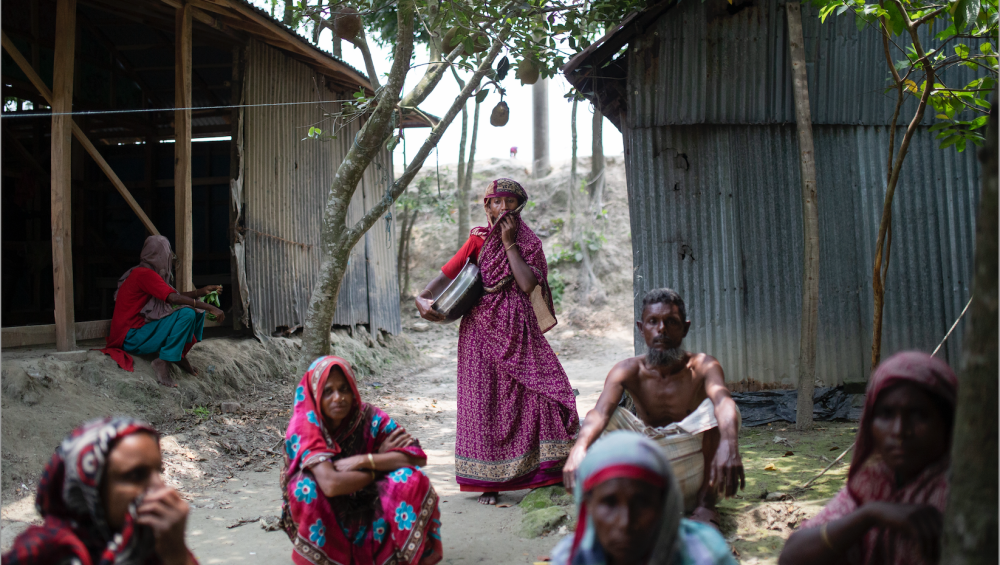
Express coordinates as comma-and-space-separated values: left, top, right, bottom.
568, 0, 983, 128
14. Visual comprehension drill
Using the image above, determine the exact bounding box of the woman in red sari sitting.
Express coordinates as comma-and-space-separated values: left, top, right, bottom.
779, 351, 958, 565
279, 356, 443, 565
416, 178, 580, 505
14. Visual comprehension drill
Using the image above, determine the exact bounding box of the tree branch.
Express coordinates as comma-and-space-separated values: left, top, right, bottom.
323, 0, 414, 235
346, 28, 381, 92
346, 37, 507, 243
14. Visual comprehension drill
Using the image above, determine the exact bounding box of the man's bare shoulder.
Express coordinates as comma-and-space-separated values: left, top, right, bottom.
609, 356, 644, 380
688, 352, 723, 376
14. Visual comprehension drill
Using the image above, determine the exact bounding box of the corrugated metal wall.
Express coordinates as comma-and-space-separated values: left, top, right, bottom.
623, 1, 983, 384
240, 40, 401, 337
628, 0, 978, 126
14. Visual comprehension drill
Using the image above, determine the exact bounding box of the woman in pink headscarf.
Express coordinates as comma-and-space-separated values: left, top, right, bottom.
415, 178, 579, 505
779, 351, 958, 565
279, 356, 442, 565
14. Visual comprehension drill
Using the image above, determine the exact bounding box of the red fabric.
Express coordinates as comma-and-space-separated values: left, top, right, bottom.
584, 465, 667, 492
801, 351, 958, 565
99, 268, 175, 371
441, 234, 484, 279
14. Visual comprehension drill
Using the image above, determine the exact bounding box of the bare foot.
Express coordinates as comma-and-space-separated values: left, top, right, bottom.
175, 357, 199, 376
478, 492, 499, 505
151, 359, 178, 388
690, 506, 721, 530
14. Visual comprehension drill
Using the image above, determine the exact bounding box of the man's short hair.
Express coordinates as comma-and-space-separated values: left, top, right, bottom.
640, 288, 687, 321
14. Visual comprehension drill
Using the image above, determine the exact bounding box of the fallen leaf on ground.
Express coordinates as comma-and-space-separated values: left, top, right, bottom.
497, 503, 513, 508
829, 446, 840, 451
783, 451, 794, 457
764, 463, 776, 471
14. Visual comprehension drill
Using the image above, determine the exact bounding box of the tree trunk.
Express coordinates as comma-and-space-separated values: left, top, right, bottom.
333, 37, 342, 58
312, 0, 324, 43
396, 199, 413, 294
532, 78, 550, 179
299, 29, 507, 371
870, 0, 937, 370
569, 98, 578, 239
940, 97, 997, 565
299, 1, 416, 372
786, 1, 819, 431
402, 192, 421, 297
283, 0, 293, 25
589, 107, 605, 216
456, 102, 469, 249
462, 98, 481, 214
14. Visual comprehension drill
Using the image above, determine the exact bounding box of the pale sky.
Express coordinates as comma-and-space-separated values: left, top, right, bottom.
299, 17, 626, 172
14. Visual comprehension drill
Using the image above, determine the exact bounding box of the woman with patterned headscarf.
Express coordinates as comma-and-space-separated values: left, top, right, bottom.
779, 351, 958, 565
415, 178, 580, 505
278, 356, 443, 565
549, 431, 736, 565
1, 417, 197, 565
99, 235, 225, 387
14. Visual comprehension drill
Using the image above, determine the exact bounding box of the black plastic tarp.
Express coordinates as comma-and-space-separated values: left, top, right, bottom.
732, 387, 863, 427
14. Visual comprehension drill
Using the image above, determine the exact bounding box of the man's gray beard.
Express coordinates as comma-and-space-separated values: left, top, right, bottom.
646, 345, 685, 367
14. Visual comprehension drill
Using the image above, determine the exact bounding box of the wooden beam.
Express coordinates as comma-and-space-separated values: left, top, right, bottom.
51, 0, 77, 352
1, 319, 112, 349
1, 32, 162, 237
174, 3, 194, 292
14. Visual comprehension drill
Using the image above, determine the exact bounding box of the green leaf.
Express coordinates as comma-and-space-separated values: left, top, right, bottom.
856, 13, 869, 30
955, 43, 971, 58
929, 122, 953, 131
940, 134, 962, 149
475, 88, 489, 103
954, 0, 982, 30
836, 5, 850, 16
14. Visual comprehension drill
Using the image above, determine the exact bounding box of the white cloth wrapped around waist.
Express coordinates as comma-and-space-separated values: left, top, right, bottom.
603, 398, 740, 512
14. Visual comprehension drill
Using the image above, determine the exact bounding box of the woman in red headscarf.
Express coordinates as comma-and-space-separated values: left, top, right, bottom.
415, 178, 579, 505
279, 356, 442, 565
779, 351, 959, 565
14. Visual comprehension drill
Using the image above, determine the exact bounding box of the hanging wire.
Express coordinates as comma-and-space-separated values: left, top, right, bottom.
0, 99, 360, 119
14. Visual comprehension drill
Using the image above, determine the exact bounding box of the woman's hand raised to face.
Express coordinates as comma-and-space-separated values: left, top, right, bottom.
499, 214, 519, 246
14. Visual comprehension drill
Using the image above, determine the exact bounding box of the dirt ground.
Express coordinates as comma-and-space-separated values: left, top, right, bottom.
1, 156, 854, 562
0, 310, 852, 564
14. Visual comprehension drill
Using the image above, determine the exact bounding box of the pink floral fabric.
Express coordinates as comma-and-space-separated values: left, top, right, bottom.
280, 356, 442, 565
455, 180, 579, 492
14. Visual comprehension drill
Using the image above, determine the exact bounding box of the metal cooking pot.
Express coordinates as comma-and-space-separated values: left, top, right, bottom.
431, 259, 483, 323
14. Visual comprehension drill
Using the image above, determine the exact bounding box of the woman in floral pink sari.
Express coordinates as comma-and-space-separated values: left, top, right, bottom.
279, 356, 443, 565
779, 351, 958, 565
416, 178, 580, 505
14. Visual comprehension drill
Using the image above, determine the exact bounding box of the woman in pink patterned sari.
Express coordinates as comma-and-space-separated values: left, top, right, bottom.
279, 356, 443, 565
779, 351, 958, 565
416, 178, 580, 505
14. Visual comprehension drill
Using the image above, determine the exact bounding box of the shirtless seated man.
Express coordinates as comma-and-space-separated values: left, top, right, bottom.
563, 288, 744, 526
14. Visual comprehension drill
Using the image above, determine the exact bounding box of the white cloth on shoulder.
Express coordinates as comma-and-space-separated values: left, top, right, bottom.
604, 398, 739, 512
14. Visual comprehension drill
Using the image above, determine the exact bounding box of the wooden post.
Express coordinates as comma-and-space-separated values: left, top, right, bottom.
175, 3, 194, 292
786, 1, 820, 431
51, 0, 77, 351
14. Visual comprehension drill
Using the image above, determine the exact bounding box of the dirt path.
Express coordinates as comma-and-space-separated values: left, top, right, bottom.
182, 323, 634, 564
1, 323, 635, 565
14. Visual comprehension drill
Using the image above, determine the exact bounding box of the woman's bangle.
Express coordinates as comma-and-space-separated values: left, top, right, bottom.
820, 523, 834, 551
505, 242, 518, 252
367, 453, 375, 470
